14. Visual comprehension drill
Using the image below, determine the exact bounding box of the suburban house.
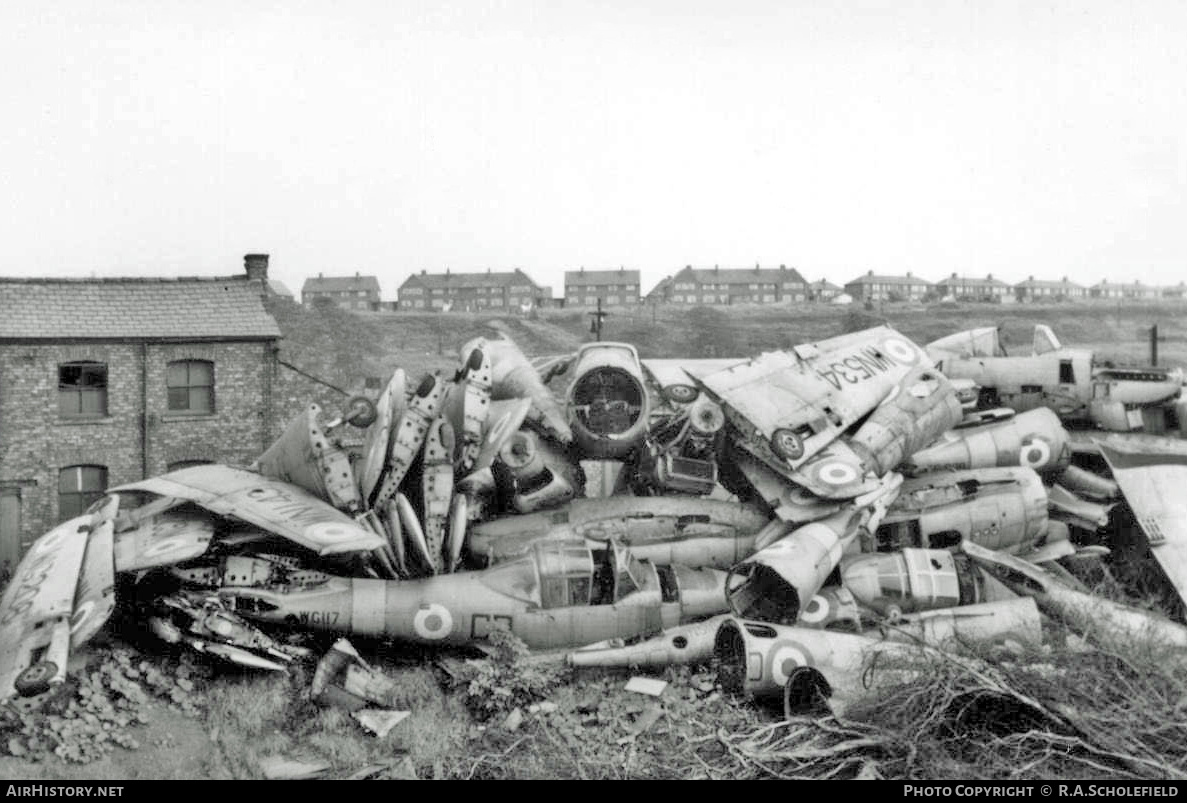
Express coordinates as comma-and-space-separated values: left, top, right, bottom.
301, 272, 382, 310
563, 268, 641, 306
664, 265, 808, 304
843, 271, 933, 302
807, 279, 843, 302
934, 273, 1014, 303
0, 255, 281, 566
1090, 281, 1161, 300
397, 269, 545, 311
1013, 276, 1088, 302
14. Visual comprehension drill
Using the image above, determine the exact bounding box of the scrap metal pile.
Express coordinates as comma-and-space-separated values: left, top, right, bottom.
5, 323, 1187, 716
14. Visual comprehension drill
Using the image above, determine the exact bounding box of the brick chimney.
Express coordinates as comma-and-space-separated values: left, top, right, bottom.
244, 253, 269, 282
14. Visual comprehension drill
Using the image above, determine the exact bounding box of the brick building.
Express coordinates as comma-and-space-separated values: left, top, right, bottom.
0, 256, 281, 568
563, 268, 641, 306
807, 279, 843, 302
1091, 280, 1160, 300
301, 272, 382, 310
843, 271, 933, 302
934, 273, 1014, 303
397, 269, 545, 311
663, 264, 808, 304
1013, 276, 1087, 302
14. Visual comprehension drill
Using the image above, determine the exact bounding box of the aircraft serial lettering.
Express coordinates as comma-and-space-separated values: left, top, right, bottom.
815, 347, 896, 391
0, 548, 59, 627
242, 486, 339, 529
294, 611, 340, 626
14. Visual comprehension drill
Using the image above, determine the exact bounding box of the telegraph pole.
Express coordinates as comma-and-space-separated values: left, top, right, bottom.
588, 297, 608, 341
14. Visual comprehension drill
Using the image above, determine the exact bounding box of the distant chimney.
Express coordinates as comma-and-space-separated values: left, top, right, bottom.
714, 265, 719, 273
244, 253, 269, 282
420, 269, 426, 275
951, 272, 957, 279
1030, 275, 1035, 281
907, 271, 912, 277
867, 270, 873, 276
580, 266, 584, 274
779, 264, 786, 271
987, 273, 993, 280
319, 271, 324, 278
355, 271, 360, 278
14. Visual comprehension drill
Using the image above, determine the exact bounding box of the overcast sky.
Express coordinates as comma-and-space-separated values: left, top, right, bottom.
1, 1, 1184, 299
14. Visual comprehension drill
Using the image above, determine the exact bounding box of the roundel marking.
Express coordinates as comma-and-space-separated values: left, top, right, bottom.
769, 640, 814, 687
816, 461, 859, 486
70, 601, 94, 635
33, 528, 67, 556
413, 603, 454, 640
882, 337, 918, 365
304, 522, 361, 544
1019, 438, 1051, 469
800, 594, 830, 624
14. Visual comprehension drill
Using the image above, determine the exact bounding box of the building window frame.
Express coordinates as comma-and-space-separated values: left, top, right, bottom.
58, 464, 107, 521
166, 359, 215, 415
58, 361, 108, 418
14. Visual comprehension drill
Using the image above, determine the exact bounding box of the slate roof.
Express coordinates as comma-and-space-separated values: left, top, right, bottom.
845, 273, 933, 286
400, 269, 541, 291
1014, 277, 1085, 290
0, 277, 281, 340
809, 279, 843, 292
301, 274, 381, 294
564, 269, 641, 287
671, 265, 808, 286
935, 275, 1010, 288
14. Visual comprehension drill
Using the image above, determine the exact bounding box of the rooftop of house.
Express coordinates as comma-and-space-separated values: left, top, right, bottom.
936, 273, 1010, 287
844, 271, 933, 286
564, 268, 641, 287
399, 268, 541, 291
1014, 276, 1085, 290
301, 273, 382, 293
0, 275, 281, 340
672, 264, 808, 286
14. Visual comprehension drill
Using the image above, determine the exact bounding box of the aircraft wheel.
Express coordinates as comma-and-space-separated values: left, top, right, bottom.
770, 428, 804, 461
15, 661, 57, 697
344, 396, 378, 428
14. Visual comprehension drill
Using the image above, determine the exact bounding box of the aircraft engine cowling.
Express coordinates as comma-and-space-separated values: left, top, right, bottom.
565, 342, 651, 459
905, 407, 1070, 475
848, 367, 964, 477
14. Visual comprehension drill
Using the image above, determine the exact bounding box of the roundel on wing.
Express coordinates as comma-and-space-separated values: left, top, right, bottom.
769, 640, 815, 687
814, 460, 860, 487
70, 601, 94, 635
1019, 437, 1052, 470
413, 603, 454, 640
882, 337, 919, 366
304, 522, 361, 544
799, 594, 830, 624
770, 428, 805, 462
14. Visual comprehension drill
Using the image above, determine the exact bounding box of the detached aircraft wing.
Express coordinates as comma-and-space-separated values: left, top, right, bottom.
112, 465, 383, 556
1099, 445, 1187, 608
1, 496, 119, 701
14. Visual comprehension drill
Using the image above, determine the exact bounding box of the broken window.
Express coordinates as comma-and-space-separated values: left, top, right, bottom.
58, 362, 107, 417
167, 360, 214, 413
58, 465, 107, 520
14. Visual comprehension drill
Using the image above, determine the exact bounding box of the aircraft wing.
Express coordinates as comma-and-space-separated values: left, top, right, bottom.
112, 465, 384, 556
0, 497, 118, 701
693, 327, 931, 476
1099, 445, 1187, 608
